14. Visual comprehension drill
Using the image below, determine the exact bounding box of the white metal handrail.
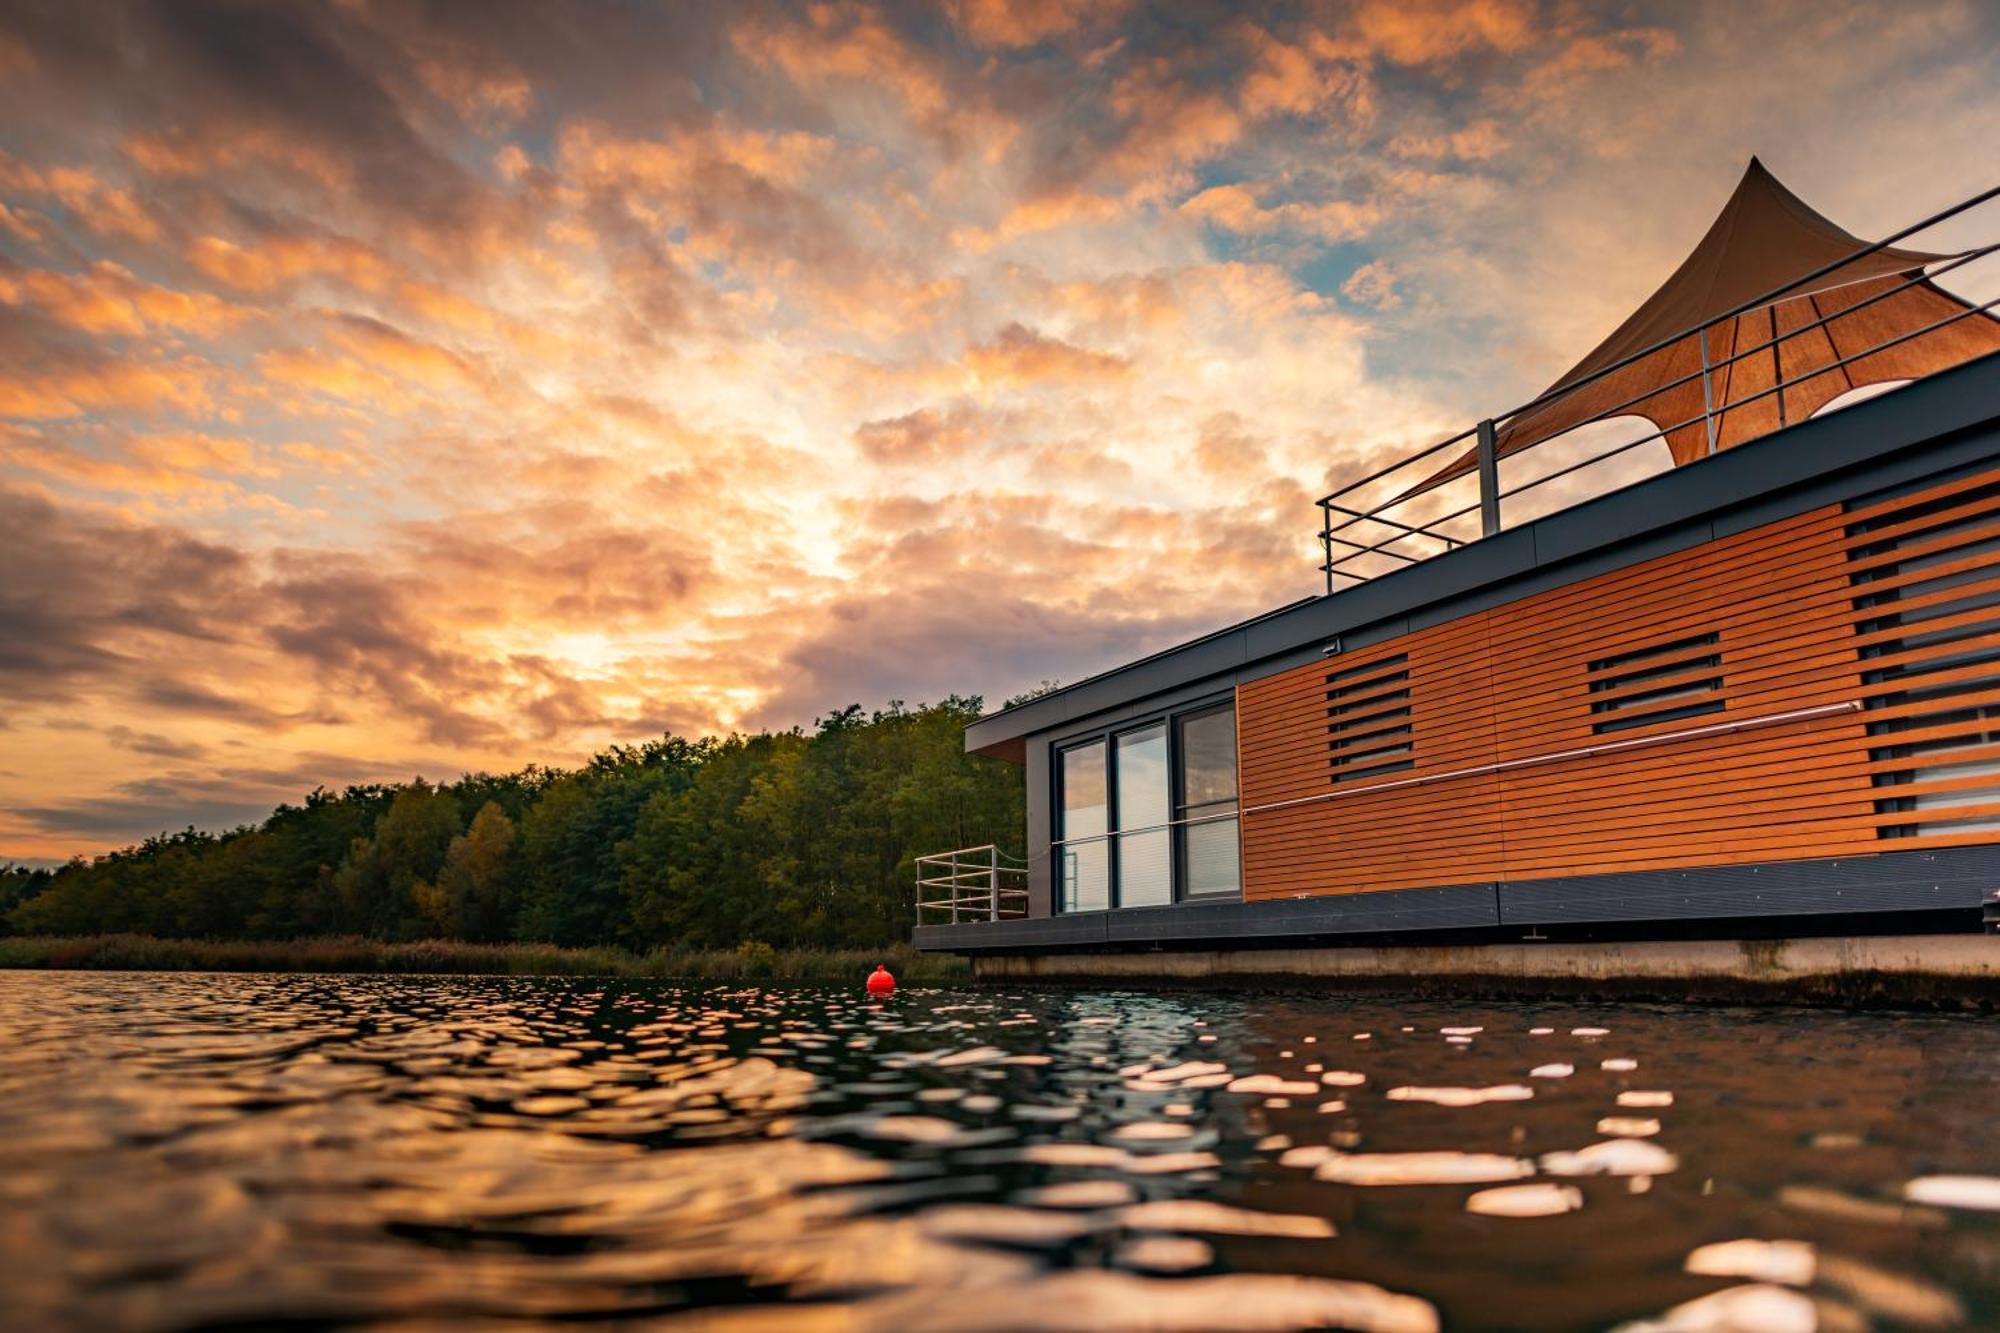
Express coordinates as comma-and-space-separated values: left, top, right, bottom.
915, 843, 1029, 924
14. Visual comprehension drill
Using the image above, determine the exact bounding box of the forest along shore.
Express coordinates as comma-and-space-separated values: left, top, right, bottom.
1, 698, 1025, 955
0, 935, 971, 984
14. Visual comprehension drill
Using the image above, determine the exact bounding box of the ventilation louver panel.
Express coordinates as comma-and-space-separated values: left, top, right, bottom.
1326, 653, 1413, 783
1847, 474, 2000, 840
1585, 633, 1726, 735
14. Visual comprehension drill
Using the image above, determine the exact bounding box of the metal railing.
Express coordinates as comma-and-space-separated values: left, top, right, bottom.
915, 843, 1029, 924
1316, 182, 2000, 593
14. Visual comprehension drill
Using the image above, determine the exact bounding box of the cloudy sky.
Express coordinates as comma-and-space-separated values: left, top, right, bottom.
2, 0, 1996, 863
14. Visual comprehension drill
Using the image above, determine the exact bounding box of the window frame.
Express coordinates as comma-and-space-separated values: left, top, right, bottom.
1112, 719, 1172, 908
1172, 702, 1242, 901
1053, 737, 1110, 912
1051, 691, 1242, 912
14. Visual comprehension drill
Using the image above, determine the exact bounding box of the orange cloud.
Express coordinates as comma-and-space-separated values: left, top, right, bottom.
0, 262, 246, 338
187, 235, 395, 294
951, 0, 1104, 49
415, 58, 535, 129
254, 348, 409, 411
1340, 259, 1403, 310
0, 439, 239, 499
0, 154, 160, 242
126, 432, 279, 478
558, 119, 832, 195
328, 318, 476, 391
1344, 0, 1537, 66
735, 3, 958, 134
124, 126, 355, 193
964, 323, 1132, 389
1388, 118, 1508, 162
0, 360, 215, 422
1181, 183, 1384, 243
854, 406, 983, 466
955, 189, 1126, 251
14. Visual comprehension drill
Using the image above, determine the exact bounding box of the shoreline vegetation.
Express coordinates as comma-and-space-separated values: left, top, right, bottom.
1, 698, 1029, 966
0, 934, 971, 984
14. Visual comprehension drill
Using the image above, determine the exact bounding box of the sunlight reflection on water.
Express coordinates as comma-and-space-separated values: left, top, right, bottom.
0, 973, 1996, 1330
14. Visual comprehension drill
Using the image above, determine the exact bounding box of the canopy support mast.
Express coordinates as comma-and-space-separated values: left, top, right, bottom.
1770, 306, 1787, 428
1698, 325, 1719, 456
1476, 418, 1501, 536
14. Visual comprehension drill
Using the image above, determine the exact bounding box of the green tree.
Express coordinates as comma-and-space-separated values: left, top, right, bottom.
517, 737, 710, 945
0, 863, 52, 931
6, 701, 1029, 953
256, 786, 395, 937
620, 733, 800, 950
413, 801, 517, 939
332, 781, 462, 939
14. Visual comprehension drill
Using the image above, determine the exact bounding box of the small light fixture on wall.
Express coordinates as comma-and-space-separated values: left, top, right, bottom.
1320, 637, 1344, 657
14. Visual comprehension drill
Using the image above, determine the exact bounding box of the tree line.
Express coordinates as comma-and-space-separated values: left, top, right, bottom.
1, 698, 1026, 950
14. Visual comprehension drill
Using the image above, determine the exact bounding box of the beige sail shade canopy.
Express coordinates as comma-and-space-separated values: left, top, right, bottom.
1402, 158, 2000, 500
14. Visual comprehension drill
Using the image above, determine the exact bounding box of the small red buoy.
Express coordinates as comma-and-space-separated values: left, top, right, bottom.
866, 964, 896, 995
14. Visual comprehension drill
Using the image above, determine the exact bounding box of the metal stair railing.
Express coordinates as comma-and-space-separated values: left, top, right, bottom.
915, 844, 1029, 924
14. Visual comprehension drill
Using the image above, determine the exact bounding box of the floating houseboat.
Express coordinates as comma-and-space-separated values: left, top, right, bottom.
914, 160, 2000, 968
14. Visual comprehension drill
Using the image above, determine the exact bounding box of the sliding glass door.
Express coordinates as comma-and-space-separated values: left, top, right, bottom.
1176, 705, 1241, 898
1114, 723, 1171, 906
1057, 741, 1109, 911
1056, 698, 1241, 912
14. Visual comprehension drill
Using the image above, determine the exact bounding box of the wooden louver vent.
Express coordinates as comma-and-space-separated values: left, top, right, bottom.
1847, 473, 2000, 840
1326, 653, 1412, 783
1585, 632, 1725, 735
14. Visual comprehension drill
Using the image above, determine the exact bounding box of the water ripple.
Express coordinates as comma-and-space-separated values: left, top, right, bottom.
1, 973, 1996, 1330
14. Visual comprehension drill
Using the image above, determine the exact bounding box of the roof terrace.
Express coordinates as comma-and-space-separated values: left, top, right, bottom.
1316, 162, 2000, 592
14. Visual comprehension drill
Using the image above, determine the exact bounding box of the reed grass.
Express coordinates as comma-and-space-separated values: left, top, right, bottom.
0, 934, 970, 984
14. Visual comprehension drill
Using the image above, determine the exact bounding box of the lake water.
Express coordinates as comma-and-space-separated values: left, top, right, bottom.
1, 973, 1996, 1331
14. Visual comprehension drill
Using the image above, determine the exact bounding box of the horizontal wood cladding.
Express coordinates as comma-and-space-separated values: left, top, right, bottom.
1238, 464, 2000, 901
1850, 466, 2000, 843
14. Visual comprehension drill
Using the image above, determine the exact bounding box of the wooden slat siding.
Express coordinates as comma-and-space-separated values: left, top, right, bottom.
1238, 571, 1869, 802
1239, 464, 2000, 901
1239, 515, 1851, 726
1850, 468, 2000, 842
1237, 527, 1868, 771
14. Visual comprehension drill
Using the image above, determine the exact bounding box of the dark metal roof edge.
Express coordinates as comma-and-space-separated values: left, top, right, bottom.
965, 351, 2000, 755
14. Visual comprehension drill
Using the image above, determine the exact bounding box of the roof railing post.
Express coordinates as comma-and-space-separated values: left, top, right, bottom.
1769, 305, 1786, 429
1698, 323, 1719, 456
1318, 498, 1333, 596
989, 853, 998, 923
1476, 418, 1501, 537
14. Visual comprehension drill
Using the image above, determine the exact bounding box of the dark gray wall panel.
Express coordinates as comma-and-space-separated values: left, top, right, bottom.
1024, 740, 1052, 917
918, 883, 1497, 953
915, 913, 1105, 952
1496, 848, 2000, 925
915, 847, 1999, 953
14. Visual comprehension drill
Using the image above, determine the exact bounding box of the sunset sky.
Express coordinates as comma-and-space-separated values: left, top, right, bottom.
3, 0, 1997, 864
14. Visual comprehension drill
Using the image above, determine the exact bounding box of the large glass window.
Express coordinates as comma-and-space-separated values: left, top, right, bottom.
1056, 701, 1240, 912
1058, 741, 1109, 911
1176, 705, 1241, 898
1114, 723, 1171, 907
